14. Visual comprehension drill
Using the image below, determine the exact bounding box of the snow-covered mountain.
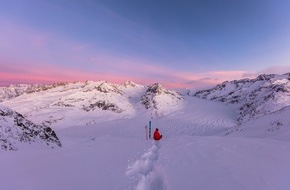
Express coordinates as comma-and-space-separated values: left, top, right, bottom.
0, 81, 185, 129
0, 105, 61, 150
141, 83, 184, 117
0, 83, 68, 102
1, 77, 290, 190
2, 75, 290, 129
194, 73, 290, 122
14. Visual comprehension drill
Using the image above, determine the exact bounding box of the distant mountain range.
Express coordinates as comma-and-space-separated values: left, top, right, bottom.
0, 80, 184, 119
1, 73, 290, 150
194, 73, 290, 122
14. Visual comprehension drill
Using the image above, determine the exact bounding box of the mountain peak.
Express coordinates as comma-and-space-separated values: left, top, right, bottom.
141, 83, 184, 116
123, 81, 138, 88
146, 83, 165, 94
255, 74, 276, 81
95, 82, 123, 94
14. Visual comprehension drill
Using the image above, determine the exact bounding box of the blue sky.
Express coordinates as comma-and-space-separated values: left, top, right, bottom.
0, 0, 290, 88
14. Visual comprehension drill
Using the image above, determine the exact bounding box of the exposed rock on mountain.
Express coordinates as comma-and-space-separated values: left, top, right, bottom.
26, 83, 68, 93
0, 81, 186, 126
82, 100, 123, 113
141, 83, 184, 116
0, 81, 134, 127
194, 73, 290, 122
123, 81, 138, 88
0, 83, 68, 102
0, 105, 61, 151
95, 82, 123, 94
2, 75, 289, 125
0, 84, 31, 102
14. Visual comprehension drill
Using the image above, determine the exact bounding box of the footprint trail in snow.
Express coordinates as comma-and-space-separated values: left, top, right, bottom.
126, 141, 167, 190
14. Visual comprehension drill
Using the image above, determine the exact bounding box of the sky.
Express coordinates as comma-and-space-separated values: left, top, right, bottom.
0, 0, 290, 89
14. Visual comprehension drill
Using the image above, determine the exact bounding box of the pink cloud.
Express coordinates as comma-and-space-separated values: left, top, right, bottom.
159, 70, 254, 89
0, 19, 208, 89
2, 18, 280, 90
0, 58, 160, 87
0, 54, 255, 89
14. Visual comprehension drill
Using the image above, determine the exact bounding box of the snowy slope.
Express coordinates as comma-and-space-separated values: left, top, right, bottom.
223, 105, 290, 140
0, 81, 185, 129
0, 83, 68, 102
1, 77, 290, 189
0, 105, 61, 150
141, 83, 184, 117
0, 81, 136, 128
0, 84, 29, 102
0, 103, 290, 190
194, 73, 290, 122
0, 94, 240, 189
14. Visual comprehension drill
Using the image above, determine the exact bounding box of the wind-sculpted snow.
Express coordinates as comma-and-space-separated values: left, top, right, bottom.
194, 73, 290, 122
0, 105, 61, 151
126, 142, 167, 190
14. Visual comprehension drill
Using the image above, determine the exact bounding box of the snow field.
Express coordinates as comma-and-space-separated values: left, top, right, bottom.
0, 136, 151, 190
1, 113, 290, 190
126, 141, 167, 190
1, 79, 290, 189
159, 136, 290, 190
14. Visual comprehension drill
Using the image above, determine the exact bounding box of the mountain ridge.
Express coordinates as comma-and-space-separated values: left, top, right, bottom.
194, 73, 290, 122
1, 74, 290, 126
0, 81, 185, 129
0, 105, 61, 151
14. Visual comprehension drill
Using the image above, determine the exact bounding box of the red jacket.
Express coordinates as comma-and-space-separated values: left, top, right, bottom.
154, 130, 162, 141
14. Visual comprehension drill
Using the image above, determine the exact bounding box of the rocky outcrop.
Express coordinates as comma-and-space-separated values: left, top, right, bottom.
95, 82, 123, 95
0, 83, 68, 102
82, 100, 123, 113
194, 73, 290, 122
123, 81, 138, 88
0, 105, 61, 151
141, 83, 183, 115
1, 81, 184, 123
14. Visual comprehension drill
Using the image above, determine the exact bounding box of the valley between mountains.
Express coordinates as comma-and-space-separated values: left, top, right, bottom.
1, 73, 290, 190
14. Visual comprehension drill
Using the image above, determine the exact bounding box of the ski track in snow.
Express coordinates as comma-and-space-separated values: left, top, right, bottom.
126, 141, 167, 190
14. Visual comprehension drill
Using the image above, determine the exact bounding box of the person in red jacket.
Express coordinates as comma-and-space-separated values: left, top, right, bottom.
153, 128, 162, 141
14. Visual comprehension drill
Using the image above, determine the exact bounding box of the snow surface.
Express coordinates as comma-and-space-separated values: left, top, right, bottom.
1, 80, 290, 190
0, 105, 61, 150
194, 73, 290, 122
0, 81, 184, 128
